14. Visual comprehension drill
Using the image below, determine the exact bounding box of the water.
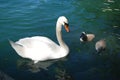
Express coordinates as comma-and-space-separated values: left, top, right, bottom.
0, 0, 120, 80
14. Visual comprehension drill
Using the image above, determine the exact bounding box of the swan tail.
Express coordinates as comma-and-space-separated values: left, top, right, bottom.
9, 40, 26, 58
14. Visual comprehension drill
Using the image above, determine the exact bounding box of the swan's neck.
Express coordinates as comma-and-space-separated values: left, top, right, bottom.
56, 22, 69, 54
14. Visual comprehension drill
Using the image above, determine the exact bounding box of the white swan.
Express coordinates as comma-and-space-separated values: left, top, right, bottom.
9, 16, 70, 63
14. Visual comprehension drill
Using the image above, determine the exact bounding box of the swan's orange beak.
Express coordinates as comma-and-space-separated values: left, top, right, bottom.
64, 23, 70, 32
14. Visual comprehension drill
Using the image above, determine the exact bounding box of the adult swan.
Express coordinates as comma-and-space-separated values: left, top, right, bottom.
9, 16, 70, 63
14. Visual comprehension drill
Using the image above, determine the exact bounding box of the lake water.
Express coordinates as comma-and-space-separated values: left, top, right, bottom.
0, 0, 120, 80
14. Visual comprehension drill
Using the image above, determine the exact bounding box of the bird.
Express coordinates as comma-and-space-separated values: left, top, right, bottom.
95, 39, 106, 53
9, 16, 70, 64
80, 32, 95, 42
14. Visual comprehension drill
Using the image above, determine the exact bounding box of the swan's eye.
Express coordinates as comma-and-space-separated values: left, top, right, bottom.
64, 22, 69, 26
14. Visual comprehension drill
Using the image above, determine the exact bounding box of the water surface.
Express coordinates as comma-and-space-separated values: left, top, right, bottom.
0, 0, 120, 80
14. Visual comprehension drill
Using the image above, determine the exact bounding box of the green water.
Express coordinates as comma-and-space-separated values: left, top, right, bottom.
0, 0, 120, 80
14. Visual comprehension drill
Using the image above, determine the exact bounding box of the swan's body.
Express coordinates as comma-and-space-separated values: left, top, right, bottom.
9, 16, 70, 63
95, 39, 106, 53
80, 32, 95, 42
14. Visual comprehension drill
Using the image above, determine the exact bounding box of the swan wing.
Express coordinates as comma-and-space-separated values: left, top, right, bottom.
16, 36, 59, 50
14, 36, 60, 60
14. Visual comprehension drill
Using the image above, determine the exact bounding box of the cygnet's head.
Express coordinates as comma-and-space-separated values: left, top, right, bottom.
80, 32, 87, 42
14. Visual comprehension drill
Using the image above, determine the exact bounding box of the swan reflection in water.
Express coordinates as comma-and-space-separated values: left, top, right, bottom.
17, 57, 67, 73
